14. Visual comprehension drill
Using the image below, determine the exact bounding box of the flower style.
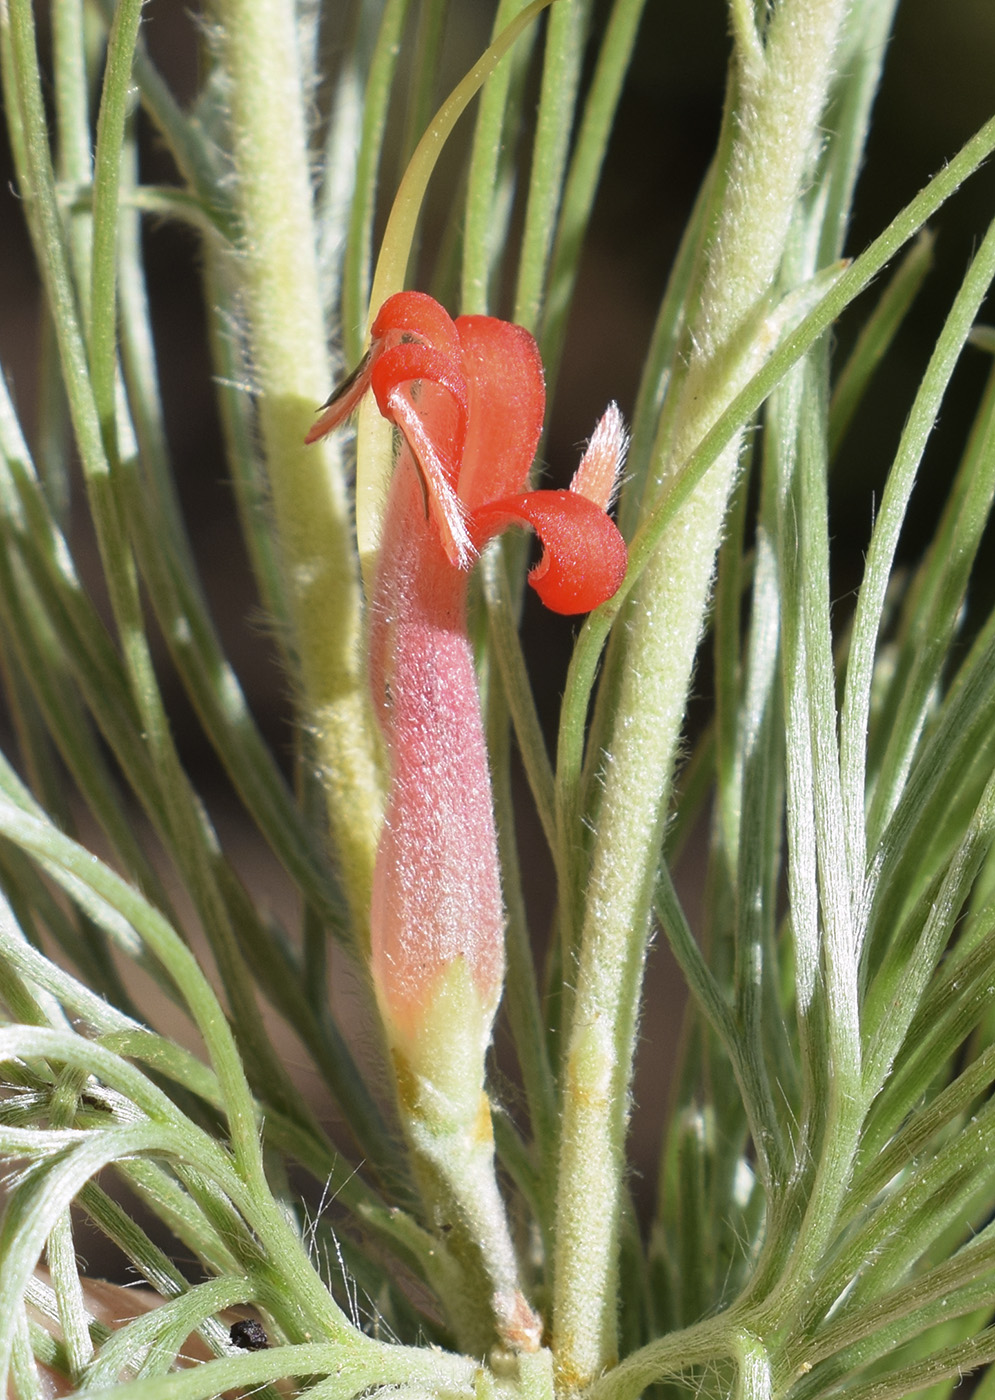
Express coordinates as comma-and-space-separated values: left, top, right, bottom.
307, 292, 627, 1353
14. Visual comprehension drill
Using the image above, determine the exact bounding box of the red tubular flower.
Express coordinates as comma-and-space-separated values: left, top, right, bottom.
307, 291, 628, 613
308, 289, 629, 1090
307, 293, 627, 1352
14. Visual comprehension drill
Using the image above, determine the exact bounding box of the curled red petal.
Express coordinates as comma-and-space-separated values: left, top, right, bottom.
454, 316, 545, 510
370, 341, 469, 468
371, 290, 462, 358
386, 394, 475, 568
473, 490, 628, 615
307, 292, 462, 446
370, 341, 473, 567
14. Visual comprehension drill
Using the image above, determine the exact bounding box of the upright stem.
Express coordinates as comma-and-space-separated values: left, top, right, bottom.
217, 0, 383, 927
551, 3, 850, 1389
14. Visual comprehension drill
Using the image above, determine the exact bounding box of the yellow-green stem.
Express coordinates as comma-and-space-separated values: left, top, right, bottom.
217, 0, 383, 927
551, 1, 850, 1389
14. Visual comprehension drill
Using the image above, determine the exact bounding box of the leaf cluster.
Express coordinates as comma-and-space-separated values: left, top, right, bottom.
0, 5, 995, 1400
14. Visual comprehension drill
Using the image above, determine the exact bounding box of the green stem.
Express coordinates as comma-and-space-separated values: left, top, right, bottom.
341, 0, 410, 366
513, 0, 592, 333
581, 1316, 765, 1400
551, 5, 850, 1388
217, 0, 384, 927
540, 0, 647, 378
51, 0, 94, 324
68, 1338, 479, 1400
462, 0, 537, 314
88, 0, 142, 438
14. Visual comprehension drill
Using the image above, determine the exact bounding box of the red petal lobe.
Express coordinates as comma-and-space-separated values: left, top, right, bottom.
371, 291, 463, 358
370, 342, 469, 466
474, 490, 628, 615
454, 317, 545, 510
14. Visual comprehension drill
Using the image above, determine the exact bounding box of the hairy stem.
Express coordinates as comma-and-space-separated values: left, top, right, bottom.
217, 0, 383, 927
551, 2, 850, 1388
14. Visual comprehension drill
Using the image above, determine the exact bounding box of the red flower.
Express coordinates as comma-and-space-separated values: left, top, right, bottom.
304, 295, 626, 1352
307, 291, 627, 614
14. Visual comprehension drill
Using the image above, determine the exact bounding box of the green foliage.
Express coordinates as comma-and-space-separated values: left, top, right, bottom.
1, 2, 995, 1400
